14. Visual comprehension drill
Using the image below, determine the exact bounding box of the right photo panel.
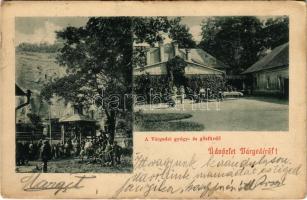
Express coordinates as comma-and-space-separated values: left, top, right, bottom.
133, 16, 289, 132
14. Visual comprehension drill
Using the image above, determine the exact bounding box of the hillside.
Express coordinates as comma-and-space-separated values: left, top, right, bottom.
16, 50, 68, 121
16, 50, 66, 93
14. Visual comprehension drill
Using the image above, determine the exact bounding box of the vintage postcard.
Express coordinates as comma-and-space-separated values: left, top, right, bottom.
1, 1, 306, 199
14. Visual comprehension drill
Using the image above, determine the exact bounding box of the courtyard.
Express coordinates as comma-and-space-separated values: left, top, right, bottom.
134, 97, 288, 131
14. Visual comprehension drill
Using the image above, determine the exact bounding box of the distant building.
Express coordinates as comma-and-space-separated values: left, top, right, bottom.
133, 41, 228, 77
59, 105, 97, 143
242, 43, 289, 98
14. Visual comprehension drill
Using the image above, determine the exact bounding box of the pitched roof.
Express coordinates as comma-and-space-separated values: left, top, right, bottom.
243, 43, 289, 74
146, 43, 229, 69
16, 84, 26, 96
186, 48, 229, 69
59, 113, 96, 122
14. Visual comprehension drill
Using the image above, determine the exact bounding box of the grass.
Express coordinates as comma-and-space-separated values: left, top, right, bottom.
134, 112, 204, 131
135, 112, 192, 122
135, 121, 204, 131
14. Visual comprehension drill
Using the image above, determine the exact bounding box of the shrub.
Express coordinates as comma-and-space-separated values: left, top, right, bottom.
134, 74, 226, 102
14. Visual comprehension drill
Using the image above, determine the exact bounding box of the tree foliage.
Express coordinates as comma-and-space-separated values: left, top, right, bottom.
198, 16, 289, 74
168, 17, 196, 48
262, 17, 289, 49
166, 56, 187, 87
132, 46, 147, 69
133, 74, 225, 102
27, 113, 43, 130
42, 17, 134, 141
133, 17, 196, 48
41, 17, 195, 141
133, 17, 170, 46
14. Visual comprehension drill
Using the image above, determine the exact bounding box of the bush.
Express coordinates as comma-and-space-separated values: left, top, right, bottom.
134, 74, 226, 102
185, 75, 226, 93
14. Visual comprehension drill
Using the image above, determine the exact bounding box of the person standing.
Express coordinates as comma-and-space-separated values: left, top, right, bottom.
40, 140, 52, 173
29, 142, 34, 160
199, 87, 206, 103
179, 85, 185, 104
37, 139, 43, 160
170, 86, 177, 107
104, 141, 113, 166
111, 141, 122, 165
64, 141, 69, 157
218, 88, 224, 101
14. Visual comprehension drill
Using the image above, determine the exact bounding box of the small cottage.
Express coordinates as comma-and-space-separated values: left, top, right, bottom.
242, 43, 289, 98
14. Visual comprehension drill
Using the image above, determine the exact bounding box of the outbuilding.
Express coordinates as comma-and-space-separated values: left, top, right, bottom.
242, 43, 289, 98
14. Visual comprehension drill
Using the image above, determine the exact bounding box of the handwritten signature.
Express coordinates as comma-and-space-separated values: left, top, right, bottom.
20, 173, 96, 195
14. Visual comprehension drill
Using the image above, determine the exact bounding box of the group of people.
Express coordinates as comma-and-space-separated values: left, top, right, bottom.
16, 139, 53, 172
16, 139, 75, 166
16, 139, 44, 165
16, 131, 124, 172
79, 136, 123, 167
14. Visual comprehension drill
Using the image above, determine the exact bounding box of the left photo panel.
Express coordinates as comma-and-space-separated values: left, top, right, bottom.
15, 17, 133, 173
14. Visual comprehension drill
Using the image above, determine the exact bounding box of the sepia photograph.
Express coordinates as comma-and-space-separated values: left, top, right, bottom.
15, 15, 290, 172
1, 1, 305, 199
15, 17, 134, 173
133, 16, 289, 132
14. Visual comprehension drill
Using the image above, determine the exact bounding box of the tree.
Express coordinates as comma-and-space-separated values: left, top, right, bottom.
132, 17, 196, 48
27, 113, 43, 141
27, 113, 43, 130
166, 56, 187, 87
262, 16, 289, 49
132, 46, 147, 69
168, 17, 196, 48
41, 17, 178, 142
198, 16, 289, 74
133, 17, 171, 46
41, 17, 133, 142
198, 17, 264, 74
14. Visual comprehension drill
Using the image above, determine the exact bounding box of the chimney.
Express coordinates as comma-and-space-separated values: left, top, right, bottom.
159, 41, 165, 62
73, 104, 83, 115
173, 41, 179, 56
186, 49, 191, 61
146, 48, 151, 66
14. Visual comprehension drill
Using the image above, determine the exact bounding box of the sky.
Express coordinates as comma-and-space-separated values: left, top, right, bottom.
15, 16, 273, 46
181, 16, 205, 42
15, 16, 206, 46
15, 17, 89, 45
